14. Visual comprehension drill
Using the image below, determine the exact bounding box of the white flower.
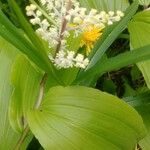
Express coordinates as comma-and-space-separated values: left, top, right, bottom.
26, 4, 37, 16
36, 10, 42, 17
117, 10, 124, 17
108, 11, 115, 16
73, 17, 82, 24
54, 50, 74, 69
107, 20, 113, 25
30, 18, 41, 25
26, 0, 124, 69
74, 54, 89, 69
89, 9, 98, 15
50, 50, 89, 69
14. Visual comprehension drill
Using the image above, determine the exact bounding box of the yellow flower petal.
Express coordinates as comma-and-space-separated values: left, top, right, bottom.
80, 26, 103, 55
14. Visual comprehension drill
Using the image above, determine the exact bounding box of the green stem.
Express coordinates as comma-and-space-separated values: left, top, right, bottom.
13, 73, 48, 150
13, 126, 30, 150
118, 33, 129, 40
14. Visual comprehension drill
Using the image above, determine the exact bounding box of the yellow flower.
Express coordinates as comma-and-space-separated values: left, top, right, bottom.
80, 26, 103, 55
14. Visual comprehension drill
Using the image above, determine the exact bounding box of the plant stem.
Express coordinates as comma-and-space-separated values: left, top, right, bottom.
13, 73, 48, 150
34, 73, 48, 109
55, 0, 72, 56
13, 126, 30, 150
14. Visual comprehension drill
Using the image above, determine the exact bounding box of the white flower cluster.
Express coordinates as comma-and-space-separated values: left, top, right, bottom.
26, 4, 60, 48
49, 50, 89, 69
66, 5, 124, 35
25, 0, 124, 69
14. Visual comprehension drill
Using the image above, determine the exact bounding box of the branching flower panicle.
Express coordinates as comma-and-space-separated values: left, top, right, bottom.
26, 0, 124, 69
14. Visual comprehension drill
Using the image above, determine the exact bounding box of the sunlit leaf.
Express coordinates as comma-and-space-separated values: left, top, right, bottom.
28, 86, 146, 150
0, 36, 31, 149
9, 55, 43, 132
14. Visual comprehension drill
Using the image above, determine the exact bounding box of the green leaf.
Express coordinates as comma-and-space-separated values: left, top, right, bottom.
8, 0, 48, 56
79, 0, 129, 11
75, 44, 150, 83
138, 0, 150, 6
0, 36, 31, 149
27, 86, 146, 150
8, 0, 53, 68
9, 55, 43, 132
124, 91, 150, 107
0, 5, 62, 85
55, 68, 79, 86
0, 10, 50, 74
124, 93, 150, 150
86, 0, 139, 70
128, 10, 150, 89
136, 104, 150, 150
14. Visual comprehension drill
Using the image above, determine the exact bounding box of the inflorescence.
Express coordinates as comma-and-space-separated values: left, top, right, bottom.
26, 0, 124, 69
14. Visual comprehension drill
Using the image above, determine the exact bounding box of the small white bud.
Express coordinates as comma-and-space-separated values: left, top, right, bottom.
108, 11, 115, 16
114, 16, 121, 21
107, 20, 113, 25
117, 11, 124, 17
73, 17, 82, 24
89, 9, 98, 15
36, 10, 42, 17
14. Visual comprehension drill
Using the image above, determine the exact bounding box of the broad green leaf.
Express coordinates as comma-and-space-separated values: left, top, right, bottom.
85, 0, 139, 70
28, 86, 146, 150
139, 0, 150, 6
0, 37, 31, 149
79, 0, 129, 11
9, 55, 43, 132
124, 93, 150, 150
128, 10, 150, 89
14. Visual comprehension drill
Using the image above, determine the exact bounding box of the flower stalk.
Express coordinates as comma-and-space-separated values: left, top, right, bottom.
13, 73, 48, 150
55, 0, 72, 55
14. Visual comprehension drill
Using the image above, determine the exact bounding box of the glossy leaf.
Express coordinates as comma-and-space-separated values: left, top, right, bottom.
128, 10, 150, 89
9, 55, 42, 132
0, 37, 31, 149
28, 86, 146, 150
